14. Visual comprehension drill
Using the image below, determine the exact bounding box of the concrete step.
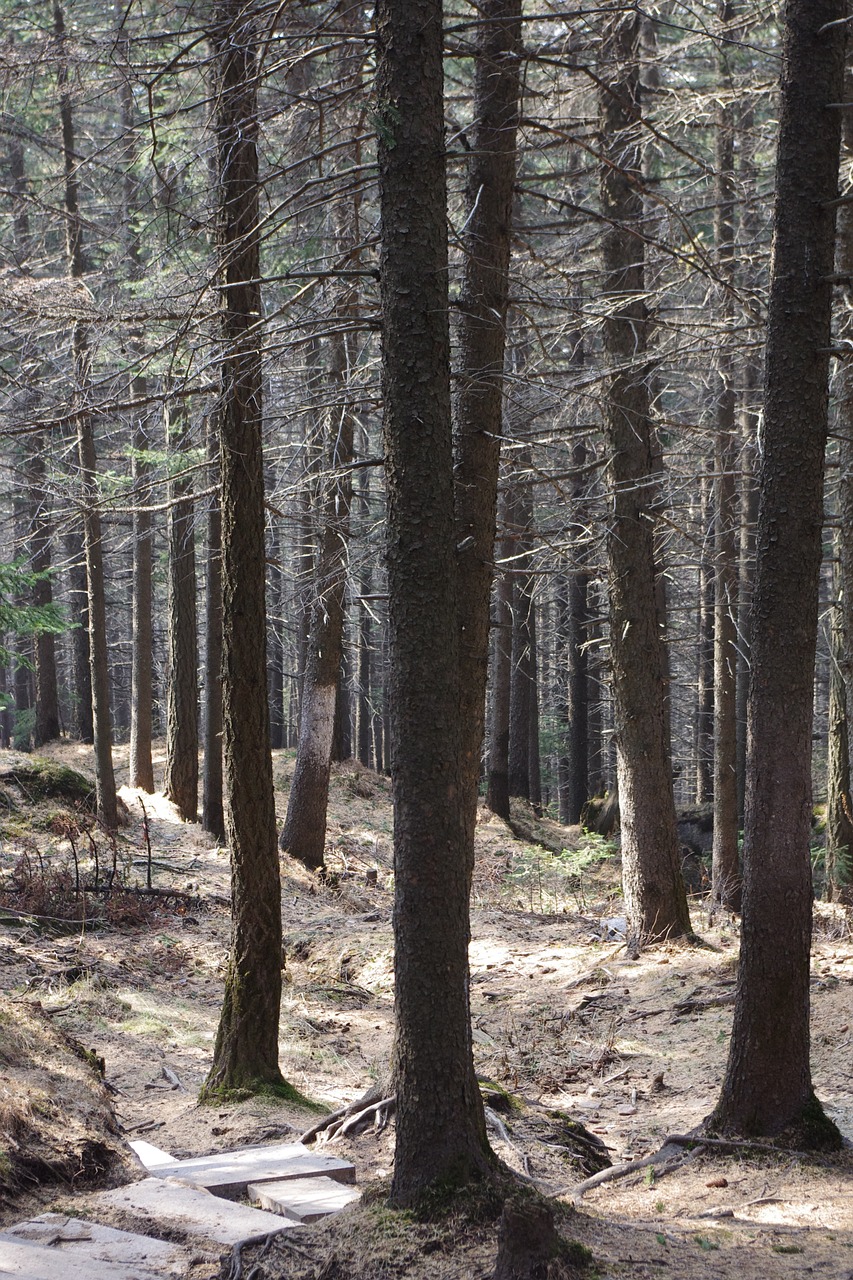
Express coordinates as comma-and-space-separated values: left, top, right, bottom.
92, 1177, 296, 1247
0, 1213, 187, 1279
248, 1174, 362, 1223
137, 1141, 355, 1199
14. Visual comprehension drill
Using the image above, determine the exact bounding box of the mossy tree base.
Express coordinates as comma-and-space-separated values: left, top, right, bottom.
706, 1091, 843, 1153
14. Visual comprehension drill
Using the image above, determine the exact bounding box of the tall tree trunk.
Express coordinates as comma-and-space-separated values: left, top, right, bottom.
202, 417, 225, 842
826, 547, 853, 900
710, 0, 846, 1146
454, 0, 521, 853
28, 450, 60, 746
377, 0, 491, 1206
712, 0, 741, 909
695, 473, 714, 804
56, 0, 116, 827
202, 0, 287, 1100
129, 409, 155, 792
507, 453, 535, 802
487, 494, 512, 819
163, 397, 199, 823
599, 4, 690, 941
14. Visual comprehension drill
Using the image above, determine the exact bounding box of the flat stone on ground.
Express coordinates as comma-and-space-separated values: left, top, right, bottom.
0, 1214, 187, 1279
248, 1175, 361, 1223
129, 1139, 174, 1169
142, 1141, 355, 1198
91, 1177, 295, 1246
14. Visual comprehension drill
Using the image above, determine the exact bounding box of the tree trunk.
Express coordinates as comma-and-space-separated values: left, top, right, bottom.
598, 4, 690, 941
376, 0, 491, 1205
826, 548, 853, 901
202, 418, 225, 842
487, 493, 512, 820
711, 2, 741, 910
507, 453, 535, 802
202, 0, 287, 1101
454, 0, 521, 855
56, 0, 116, 827
710, 0, 846, 1146
695, 473, 714, 804
27, 449, 60, 747
163, 396, 199, 823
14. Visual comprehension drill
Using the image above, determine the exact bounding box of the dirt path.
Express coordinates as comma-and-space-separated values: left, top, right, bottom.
0, 743, 851, 1279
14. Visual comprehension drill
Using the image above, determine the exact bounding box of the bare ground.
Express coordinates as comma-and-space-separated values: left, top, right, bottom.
0, 740, 851, 1279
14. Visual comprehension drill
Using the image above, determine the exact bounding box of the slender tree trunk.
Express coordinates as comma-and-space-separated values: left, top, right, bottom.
827, 548, 853, 900
56, 0, 116, 826
202, 417, 225, 841
711, 1, 741, 909
599, 4, 690, 941
487, 494, 512, 819
202, 0, 287, 1100
129, 407, 155, 792
710, 0, 846, 1145
695, 473, 714, 803
377, 0, 491, 1206
454, 0, 521, 855
507, 453, 535, 801
163, 397, 199, 823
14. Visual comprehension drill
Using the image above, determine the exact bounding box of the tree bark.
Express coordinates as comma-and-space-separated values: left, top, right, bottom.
695, 473, 714, 804
202, 417, 225, 842
454, 0, 521, 854
202, 0, 287, 1100
163, 396, 199, 823
598, 4, 690, 941
376, 0, 491, 1205
56, 0, 116, 827
710, 0, 846, 1145
487, 493, 512, 820
711, 1, 741, 910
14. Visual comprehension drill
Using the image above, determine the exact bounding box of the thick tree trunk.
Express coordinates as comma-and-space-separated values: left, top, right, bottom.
377, 0, 491, 1205
163, 397, 199, 823
202, 0, 287, 1101
710, 0, 846, 1145
599, 5, 690, 941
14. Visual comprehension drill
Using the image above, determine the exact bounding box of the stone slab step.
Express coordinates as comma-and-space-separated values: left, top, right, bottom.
91, 1177, 295, 1247
248, 1175, 361, 1223
129, 1139, 174, 1169
140, 1141, 355, 1199
0, 1214, 187, 1279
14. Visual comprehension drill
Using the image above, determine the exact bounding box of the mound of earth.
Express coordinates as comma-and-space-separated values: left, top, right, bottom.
0, 995, 137, 1204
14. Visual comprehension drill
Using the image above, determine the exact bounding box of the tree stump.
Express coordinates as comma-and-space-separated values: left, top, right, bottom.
493, 1198, 561, 1280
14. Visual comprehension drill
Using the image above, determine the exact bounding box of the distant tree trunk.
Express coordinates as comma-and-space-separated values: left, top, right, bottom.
128, 409, 155, 791
826, 549, 853, 901
163, 397, 199, 823
712, 2, 741, 909
507, 454, 535, 801
454, 0, 521, 848
356, 471, 374, 769
710, 0, 846, 1146
528, 600, 542, 815
558, 442, 591, 824
377, 0, 491, 1205
202, 0, 287, 1100
487, 495, 512, 819
695, 473, 714, 804
599, 4, 689, 940
202, 418, 225, 842
56, 0, 116, 826
27, 450, 60, 747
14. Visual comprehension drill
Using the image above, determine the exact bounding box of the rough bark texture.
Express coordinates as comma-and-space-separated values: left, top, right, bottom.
376, 0, 491, 1205
454, 0, 521, 858
164, 399, 199, 823
202, 0, 286, 1100
710, 0, 846, 1144
711, 4, 741, 910
599, 6, 690, 941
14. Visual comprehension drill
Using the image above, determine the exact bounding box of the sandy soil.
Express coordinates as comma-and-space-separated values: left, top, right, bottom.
0, 741, 851, 1279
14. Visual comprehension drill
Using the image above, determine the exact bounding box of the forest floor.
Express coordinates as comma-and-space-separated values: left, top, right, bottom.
0, 741, 851, 1279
